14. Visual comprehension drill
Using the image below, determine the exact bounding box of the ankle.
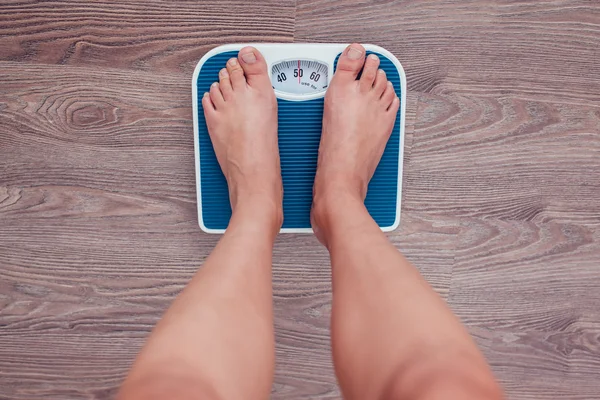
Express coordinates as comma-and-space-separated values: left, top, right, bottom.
311, 186, 365, 244
231, 193, 283, 233
312, 172, 365, 217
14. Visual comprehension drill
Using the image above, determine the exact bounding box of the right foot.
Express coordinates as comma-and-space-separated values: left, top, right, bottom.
312, 44, 400, 230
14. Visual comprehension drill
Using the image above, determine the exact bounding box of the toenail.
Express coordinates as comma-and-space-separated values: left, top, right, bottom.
378, 69, 385, 75
203, 92, 209, 97
228, 58, 238, 66
347, 46, 363, 60
211, 82, 218, 88
219, 68, 228, 77
240, 51, 257, 64
368, 54, 379, 61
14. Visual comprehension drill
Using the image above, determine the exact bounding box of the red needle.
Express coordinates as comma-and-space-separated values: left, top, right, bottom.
298, 60, 301, 84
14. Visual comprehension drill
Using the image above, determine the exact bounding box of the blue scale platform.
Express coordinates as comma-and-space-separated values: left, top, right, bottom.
195, 50, 401, 232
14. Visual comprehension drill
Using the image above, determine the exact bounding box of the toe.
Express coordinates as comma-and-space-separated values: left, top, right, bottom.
226, 57, 246, 90
209, 82, 224, 108
381, 81, 396, 109
372, 69, 387, 97
218, 68, 233, 100
388, 95, 400, 113
359, 54, 380, 92
332, 43, 366, 83
201, 92, 215, 113
238, 46, 270, 88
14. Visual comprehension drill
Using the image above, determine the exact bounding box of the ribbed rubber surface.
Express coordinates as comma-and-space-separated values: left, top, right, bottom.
196, 50, 401, 230
278, 97, 323, 228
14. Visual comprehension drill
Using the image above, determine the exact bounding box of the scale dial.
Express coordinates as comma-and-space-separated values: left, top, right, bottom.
271, 59, 329, 95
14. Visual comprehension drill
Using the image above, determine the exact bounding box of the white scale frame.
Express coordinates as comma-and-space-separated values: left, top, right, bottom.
192, 43, 407, 234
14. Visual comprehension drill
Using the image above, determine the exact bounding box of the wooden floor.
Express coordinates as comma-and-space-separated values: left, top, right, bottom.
1, 1, 599, 398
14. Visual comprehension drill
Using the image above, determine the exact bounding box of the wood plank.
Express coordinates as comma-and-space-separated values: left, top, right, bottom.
0, 0, 295, 73
472, 326, 600, 400
0, 62, 195, 199
0, 334, 139, 399
296, 0, 600, 103
449, 218, 600, 330
406, 92, 600, 223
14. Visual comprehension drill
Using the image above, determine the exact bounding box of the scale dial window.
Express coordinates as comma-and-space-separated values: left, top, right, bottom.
271, 60, 328, 95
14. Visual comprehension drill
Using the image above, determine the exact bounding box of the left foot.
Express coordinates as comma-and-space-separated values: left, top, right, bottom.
202, 47, 282, 226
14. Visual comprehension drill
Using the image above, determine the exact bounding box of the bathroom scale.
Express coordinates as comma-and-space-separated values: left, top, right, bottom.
192, 43, 406, 234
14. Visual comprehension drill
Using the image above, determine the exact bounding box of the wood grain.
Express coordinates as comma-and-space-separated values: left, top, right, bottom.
1, 0, 600, 399
0, 0, 295, 74
296, 0, 600, 103
406, 92, 600, 222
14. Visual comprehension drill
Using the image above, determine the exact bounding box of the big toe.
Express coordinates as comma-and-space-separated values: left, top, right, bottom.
333, 43, 366, 83
238, 46, 270, 87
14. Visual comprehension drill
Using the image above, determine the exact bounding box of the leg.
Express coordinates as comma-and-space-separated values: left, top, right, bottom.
312, 44, 504, 400
118, 47, 281, 400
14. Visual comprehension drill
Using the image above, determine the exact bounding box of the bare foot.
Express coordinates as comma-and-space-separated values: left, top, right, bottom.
202, 46, 282, 227
312, 43, 399, 234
